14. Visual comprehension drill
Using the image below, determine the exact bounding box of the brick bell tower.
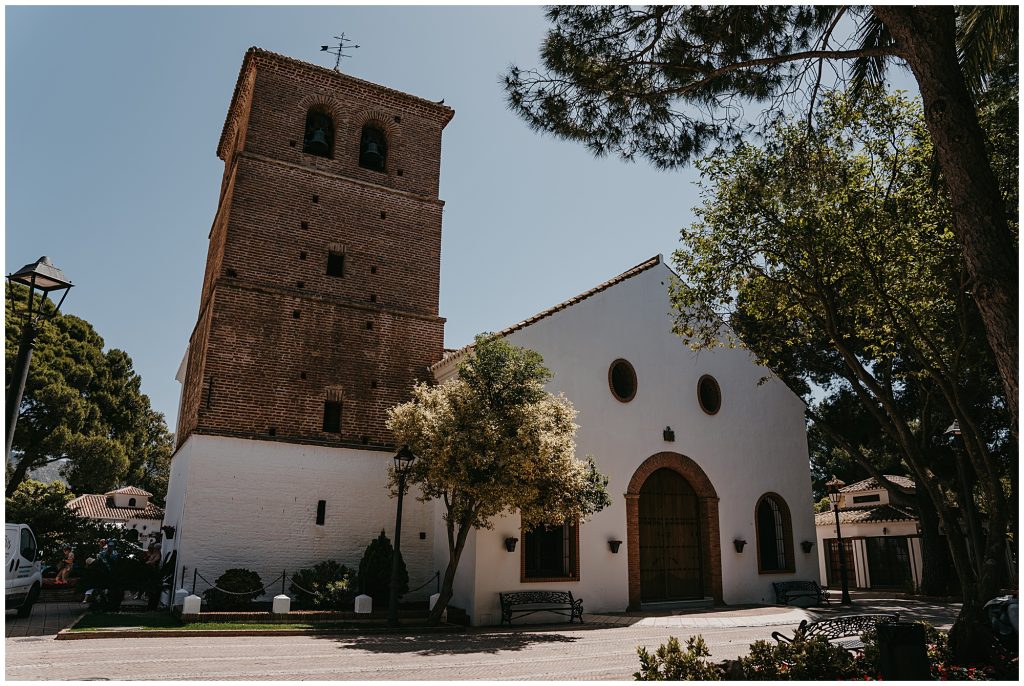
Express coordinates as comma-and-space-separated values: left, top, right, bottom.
176, 48, 454, 451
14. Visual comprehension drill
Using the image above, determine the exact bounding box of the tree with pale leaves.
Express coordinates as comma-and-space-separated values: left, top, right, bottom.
387, 335, 610, 624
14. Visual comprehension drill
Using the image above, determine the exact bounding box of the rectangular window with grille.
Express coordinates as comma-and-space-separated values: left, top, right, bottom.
523, 520, 578, 581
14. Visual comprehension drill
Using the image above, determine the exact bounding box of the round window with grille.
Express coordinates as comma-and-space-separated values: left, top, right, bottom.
608, 359, 637, 402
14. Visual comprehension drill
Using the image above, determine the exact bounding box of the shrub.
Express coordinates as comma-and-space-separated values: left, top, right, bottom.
357, 530, 407, 601
289, 560, 356, 610
736, 637, 863, 680
203, 568, 263, 611
635, 635, 722, 680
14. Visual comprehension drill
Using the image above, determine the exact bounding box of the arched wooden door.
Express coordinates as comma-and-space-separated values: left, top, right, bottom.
638, 468, 705, 601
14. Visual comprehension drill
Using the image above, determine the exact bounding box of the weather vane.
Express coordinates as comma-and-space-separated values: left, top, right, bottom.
320, 33, 360, 72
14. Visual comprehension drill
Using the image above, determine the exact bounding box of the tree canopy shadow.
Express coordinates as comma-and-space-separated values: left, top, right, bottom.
314, 628, 581, 655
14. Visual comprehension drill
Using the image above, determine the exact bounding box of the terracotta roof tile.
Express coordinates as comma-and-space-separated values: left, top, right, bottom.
67, 495, 164, 522
840, 475, 916, 492
104, 486, 152, 497
815, 504, 916, 526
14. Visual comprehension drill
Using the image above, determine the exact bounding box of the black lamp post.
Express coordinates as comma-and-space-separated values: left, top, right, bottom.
945, 421, 982, 575
6, 257, 73, 461
826, 475, 853, 605
388, 445, 416, 627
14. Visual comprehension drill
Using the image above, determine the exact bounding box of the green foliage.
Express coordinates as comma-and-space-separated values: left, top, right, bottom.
388, 335, 610, 621
357, 530, 407, 601
290, 560, 356, 609
813, 496, 833, 514
5, 284, 173, 501
634, 635, 722, 681
736, 637, 863, 680
388, 335, 610, 533
504, 6, 1015, 170
203, 568, 264, 611
3, 479, 108, 563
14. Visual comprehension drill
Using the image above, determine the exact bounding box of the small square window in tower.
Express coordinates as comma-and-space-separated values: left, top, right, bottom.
322, 400, 342, 433
327, 252, 345, 278
359, 125, 387, 172
303, 109, 335, 158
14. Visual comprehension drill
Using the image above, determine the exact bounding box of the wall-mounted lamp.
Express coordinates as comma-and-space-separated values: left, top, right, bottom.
882, 527, 888, 536
733, 539, 746, 553
161, 525, 176, 540
663, 426, 675, 442
504, 537, 518, 553
608, 539, 622, 554
801, 540, 814, 554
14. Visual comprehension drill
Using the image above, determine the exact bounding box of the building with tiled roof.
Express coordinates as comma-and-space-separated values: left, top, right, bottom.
815, 476, 922, 593
67, 487, 164, 548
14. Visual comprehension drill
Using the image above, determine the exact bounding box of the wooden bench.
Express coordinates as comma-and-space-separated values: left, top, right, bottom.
772, 580, 830, 606
771, 613, 900, 653
498, 590, 583, 625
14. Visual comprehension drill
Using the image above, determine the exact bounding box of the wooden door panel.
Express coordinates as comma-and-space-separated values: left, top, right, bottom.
639, 468, 704, 601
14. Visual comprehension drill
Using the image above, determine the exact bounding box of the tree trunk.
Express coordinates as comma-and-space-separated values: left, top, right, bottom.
915, 489, 956, 596
5, 457, 35, 497
426, 514, 473, 625
873, 5, 1019, 439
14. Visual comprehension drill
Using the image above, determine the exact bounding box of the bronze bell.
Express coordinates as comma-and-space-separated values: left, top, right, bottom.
306, 128, 330, 155
361, 140, 383, 167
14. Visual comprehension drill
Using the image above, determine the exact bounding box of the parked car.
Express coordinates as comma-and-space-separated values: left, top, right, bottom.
5, 523, 42, 617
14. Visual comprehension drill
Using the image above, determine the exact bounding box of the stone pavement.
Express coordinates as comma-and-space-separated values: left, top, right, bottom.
4, 595, 961, 680
5, 602, 85, 638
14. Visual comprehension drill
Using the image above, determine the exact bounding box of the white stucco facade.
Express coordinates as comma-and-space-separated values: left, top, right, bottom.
162, 434, 437, 599
432, 258, 818, 625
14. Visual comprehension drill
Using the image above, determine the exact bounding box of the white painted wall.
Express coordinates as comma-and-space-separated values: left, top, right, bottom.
437, 262, 817, 625
163, 434, 437, 600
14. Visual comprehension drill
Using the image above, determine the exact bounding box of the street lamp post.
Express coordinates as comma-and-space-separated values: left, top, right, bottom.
5, 257, 73, 461
945, 421, 982, 576
388, 445, 416, 627
826, 475, 853, 606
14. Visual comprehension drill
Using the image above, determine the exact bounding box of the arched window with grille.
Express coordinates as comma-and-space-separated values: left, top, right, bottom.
359, 124, 387, 172
755, 493, 794, 573
303, 108, 335, 158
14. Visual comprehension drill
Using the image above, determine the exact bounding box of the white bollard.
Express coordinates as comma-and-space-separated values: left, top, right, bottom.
354, 594, 372, 614
182, 594, 202, 616
272, 594, 291, 614
429, 593, 440, 611
173, 588, 189, 609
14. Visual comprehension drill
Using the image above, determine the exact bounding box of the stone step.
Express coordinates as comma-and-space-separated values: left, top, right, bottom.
640, 597, 715, 612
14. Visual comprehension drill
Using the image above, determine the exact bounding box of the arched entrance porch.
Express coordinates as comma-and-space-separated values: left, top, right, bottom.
625, 452, 722, 609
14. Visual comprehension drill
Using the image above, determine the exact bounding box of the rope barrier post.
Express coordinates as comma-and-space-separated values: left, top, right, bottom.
192, 568, 197, 595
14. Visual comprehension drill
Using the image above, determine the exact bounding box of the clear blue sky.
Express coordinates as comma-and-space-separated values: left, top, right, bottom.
5, 5, 916, 430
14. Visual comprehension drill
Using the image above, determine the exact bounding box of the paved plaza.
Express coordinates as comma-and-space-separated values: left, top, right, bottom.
6, 595, 960, 680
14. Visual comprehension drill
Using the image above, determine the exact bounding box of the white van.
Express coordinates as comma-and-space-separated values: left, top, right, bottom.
5, 523, 42, 617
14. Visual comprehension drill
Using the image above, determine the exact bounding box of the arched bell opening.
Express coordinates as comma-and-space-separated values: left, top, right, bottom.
303, 108, 335, 158
359, 124, 387, 172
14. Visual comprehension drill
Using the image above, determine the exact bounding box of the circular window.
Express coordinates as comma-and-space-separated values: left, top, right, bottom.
609, 359, 637, 402
697, 375, 721, 415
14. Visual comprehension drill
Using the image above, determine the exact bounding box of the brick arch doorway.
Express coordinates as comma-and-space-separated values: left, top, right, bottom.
625, 452, 723, 609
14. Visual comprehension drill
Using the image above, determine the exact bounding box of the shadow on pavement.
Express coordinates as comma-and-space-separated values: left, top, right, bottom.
317, 628, 581, 655
809, 597, 961, 629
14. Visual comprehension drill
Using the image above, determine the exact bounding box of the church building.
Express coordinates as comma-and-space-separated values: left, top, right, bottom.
162, 48, 818, 624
